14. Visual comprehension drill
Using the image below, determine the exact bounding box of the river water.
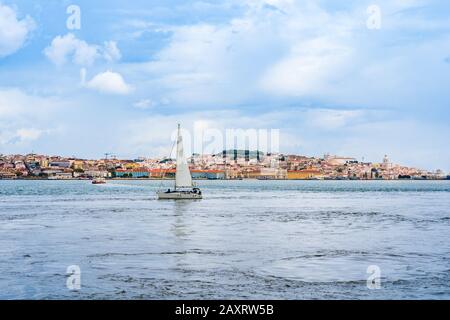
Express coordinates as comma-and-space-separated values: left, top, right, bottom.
0, 180, 449, 299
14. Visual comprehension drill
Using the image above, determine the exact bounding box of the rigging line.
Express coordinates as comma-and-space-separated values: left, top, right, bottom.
157, 137, 177, 191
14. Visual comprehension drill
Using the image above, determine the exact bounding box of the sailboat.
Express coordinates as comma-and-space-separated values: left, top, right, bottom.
157, 124, 202, 200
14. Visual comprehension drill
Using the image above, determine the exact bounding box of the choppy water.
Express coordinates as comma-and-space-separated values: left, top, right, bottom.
0, 180, 449, 300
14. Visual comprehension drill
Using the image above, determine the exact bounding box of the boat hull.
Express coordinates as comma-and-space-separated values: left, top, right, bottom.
157, 191, 202, 200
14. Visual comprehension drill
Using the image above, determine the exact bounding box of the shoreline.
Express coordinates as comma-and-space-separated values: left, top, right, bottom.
1, 178, 449, 181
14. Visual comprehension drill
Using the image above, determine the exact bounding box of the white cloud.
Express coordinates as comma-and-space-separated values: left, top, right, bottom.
44, 33, 98, 66
260, 38, 353, 96
0, 87, 58, 118
0, 3, 35, 58
303, 109, 368, 130
15, 128, 43, 141
84, 70, 133, 95
0, 88, 59, 146
133, 99, 154, 109
44, 33, 122, 66
1, 127, 49, 145
124, 0, 450, 111
133, 98, 171, 109
129, 1, 359, 105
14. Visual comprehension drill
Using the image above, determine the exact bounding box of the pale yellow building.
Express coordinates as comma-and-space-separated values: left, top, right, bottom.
287, 169, 323, 180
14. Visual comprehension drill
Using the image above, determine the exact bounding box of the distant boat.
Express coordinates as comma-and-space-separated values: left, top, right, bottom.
92, 177, 106, 184
157, 124, 202, 200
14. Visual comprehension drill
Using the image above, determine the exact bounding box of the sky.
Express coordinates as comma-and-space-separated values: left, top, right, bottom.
0, 0, 449, 171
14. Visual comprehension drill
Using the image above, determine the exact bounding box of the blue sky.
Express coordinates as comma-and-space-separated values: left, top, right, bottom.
0, 0, 450, 171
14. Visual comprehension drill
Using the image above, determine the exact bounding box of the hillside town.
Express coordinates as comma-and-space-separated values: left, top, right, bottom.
0, 151, 448, 180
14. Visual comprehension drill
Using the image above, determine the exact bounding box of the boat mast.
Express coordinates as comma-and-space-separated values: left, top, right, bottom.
174, 124, 180, 191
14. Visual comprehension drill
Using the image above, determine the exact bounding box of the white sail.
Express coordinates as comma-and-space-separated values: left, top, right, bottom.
175, 125, 193, 189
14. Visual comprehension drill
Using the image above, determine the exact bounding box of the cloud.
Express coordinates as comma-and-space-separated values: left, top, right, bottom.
44, 33, 122, 66
0, 88, 59, 146
260, 38, 353, 96
123, 0, 450, 112
44, 33, 98, 66
133, 98, 171, 109
133, 99, 154, 109
1, 127, 49, 145
15, 128, 44, 141
84, 70, 133, 95
127, 1, 359, 106
0, 87, 58, 118
302, 109, 369, 130
0, 3, 35, 58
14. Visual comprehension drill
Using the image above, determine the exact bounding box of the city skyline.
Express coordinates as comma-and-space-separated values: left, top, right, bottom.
0, 148, 444, 173
0, 149, 444, 175
2, 150, 447, 181
1, 1, 450, 171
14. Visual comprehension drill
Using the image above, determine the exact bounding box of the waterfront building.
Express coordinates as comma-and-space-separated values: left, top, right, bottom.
225, 168, 242, 179
49, 161, 71, 168
47, 172, 73, 179
148, 169, 176, 179
242, 168, 261, 179
72, 160, 84, 170
39, 158, 49, 168
82, 170, 109, 178
114, 169, 150, 178
287, 169, 324, 180
258, 168, 287, 180
191, 170, 225, 180
0, 172, 17, 179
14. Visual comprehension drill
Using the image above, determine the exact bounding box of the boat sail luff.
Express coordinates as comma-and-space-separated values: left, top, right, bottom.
175, 124, 193, 189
